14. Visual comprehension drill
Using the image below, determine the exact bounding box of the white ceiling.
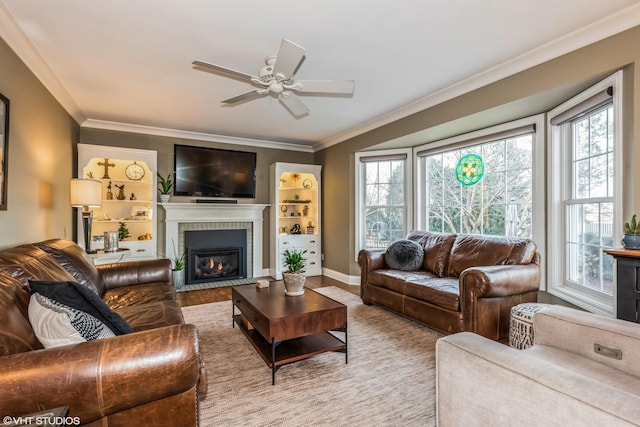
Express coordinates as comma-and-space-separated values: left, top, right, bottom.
1, 1, 639, 151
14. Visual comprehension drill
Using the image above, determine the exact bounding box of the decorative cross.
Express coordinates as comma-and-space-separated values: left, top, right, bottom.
97, 158, 115, 179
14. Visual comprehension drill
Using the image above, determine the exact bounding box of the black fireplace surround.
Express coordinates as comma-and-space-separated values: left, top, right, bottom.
184, 229, 248, 284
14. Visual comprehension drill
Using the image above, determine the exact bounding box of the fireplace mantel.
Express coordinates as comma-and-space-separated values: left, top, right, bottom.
159, 203, 270, 278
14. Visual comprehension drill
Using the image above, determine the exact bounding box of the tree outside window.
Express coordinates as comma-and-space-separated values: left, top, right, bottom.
363, 159, 406, 249
422, 134, 533, 238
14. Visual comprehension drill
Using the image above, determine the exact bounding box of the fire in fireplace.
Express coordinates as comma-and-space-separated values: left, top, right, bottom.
188, 248, 245, 284
196, 249, 240, 279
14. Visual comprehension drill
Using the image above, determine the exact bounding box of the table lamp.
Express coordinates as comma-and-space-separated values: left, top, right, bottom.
70, 178, 102, 253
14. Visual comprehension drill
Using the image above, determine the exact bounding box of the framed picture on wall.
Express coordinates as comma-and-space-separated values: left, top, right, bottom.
0, 93, 9, 210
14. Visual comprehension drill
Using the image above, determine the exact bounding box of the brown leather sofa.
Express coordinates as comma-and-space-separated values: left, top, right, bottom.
358, 231, 541, 340
0, 239, 205, 426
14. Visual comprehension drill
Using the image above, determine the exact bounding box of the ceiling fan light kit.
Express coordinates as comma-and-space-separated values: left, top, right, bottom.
193, 39, 355, 117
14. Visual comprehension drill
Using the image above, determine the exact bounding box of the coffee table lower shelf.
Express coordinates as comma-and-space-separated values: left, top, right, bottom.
232, 314, 347, 384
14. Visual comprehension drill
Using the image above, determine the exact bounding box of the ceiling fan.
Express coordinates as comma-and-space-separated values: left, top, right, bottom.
192, 39, 355, 117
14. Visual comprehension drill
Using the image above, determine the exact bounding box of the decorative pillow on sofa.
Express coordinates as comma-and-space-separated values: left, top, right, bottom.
28, 280, 133, 348
28, 293, 111, 348
385, 239, 424, 271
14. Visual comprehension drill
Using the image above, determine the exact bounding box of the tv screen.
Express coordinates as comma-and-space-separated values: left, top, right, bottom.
174, 144, 257, 198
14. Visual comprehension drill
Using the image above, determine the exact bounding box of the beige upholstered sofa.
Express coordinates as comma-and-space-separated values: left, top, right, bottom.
436, 305, 640, 426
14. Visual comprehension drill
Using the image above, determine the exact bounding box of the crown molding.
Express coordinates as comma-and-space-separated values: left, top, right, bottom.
314, 3, 640, 152
81, 119, 314, 153
0, 3, 86, 124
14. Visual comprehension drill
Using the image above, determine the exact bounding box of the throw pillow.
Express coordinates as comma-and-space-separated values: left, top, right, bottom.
385, 239, 424, 271
29, 280, 133, 335
28, 293, 114, 348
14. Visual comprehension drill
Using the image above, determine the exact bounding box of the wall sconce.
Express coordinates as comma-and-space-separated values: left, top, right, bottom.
70, 178, 102, 253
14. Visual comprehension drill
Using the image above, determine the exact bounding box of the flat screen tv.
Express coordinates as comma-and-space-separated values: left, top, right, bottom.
174, 144, 257, 198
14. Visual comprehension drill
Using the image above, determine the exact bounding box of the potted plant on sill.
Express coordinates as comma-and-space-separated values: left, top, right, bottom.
622, 214, 640, 249
171, 241, 186, 289
157, 172, 172, 203
282, 248, 308, 296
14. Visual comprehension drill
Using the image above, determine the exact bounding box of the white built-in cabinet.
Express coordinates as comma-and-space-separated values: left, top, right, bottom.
76, 144, 157, 263
270, 162, 322, 280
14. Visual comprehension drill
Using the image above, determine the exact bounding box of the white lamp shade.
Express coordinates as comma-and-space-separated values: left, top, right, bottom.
70, 178, 102, 207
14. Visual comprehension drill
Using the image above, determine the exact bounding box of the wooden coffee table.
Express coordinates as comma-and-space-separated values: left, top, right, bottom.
232, 282, 347, 385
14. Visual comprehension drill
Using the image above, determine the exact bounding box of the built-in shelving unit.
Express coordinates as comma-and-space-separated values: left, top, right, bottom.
77, 144, 157, 263
270, 162, 322, 280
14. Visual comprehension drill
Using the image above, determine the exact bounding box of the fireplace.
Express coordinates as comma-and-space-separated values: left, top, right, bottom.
184, 229, 247, 285
188, 247, 244, 283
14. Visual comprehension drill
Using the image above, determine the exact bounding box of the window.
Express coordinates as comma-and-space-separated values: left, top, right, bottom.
548, 71, 622, 317
415, 116, 545, 246
355, 149, 412, 256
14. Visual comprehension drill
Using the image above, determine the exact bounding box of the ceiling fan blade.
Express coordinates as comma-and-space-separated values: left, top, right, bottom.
296, 80, 355, 95
222, 90, 263, 104
273, 39, 305, 80
279, 93, 309, 117
192, 60, 256, 82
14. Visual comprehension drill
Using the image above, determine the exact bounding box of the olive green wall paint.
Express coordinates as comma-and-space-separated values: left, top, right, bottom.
0, 37, 78, 248
317, 25, 640, 278
79, 127, 314, 269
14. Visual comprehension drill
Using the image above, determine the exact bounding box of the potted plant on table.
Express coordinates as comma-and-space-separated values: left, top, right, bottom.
157, 172, 172, 203
622, 214, 640, 249
282, 249, 308, 296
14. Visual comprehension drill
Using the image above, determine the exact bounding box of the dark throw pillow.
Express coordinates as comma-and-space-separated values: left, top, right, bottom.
28, 280, 133, 339
385, 239, 424, 271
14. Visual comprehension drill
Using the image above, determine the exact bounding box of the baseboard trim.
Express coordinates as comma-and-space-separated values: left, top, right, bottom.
322, 268, 360, 285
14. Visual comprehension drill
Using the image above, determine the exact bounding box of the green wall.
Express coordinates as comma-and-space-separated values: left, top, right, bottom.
0, 37, 78, 248
317, 25, 640, 278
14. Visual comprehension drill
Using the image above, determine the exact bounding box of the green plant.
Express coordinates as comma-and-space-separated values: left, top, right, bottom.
625, 214, 640, 234
171, 240, 185, 271
157, 172, 173, 195
117, 222, 130, 241
282, 249, 307, 273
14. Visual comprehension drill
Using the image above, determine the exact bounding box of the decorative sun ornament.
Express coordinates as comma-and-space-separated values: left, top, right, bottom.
455, 153, 484, 186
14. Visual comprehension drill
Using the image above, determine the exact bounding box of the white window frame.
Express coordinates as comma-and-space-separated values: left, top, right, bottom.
547, 71, 623, 317
354, 148, 413, 260
413, 115, 546, 289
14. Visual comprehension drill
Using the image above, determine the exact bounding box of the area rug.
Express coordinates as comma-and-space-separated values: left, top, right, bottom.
182, 286, 442, 426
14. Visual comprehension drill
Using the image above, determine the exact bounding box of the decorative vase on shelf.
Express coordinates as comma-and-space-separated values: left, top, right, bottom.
160, 194, 170, 203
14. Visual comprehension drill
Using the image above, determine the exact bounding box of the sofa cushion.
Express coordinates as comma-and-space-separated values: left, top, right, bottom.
103, 283, 177, 309
403, 277, 460, 311
447, 234, 537, 277
385, 239, 424, 271
0, 246, 77, 286
368, 269, 439, 294
35, 239, 105, 296
29, 280, 133, 336
406, 231, 456, 277
115, 300, 185, 331
0, 272, 43, 355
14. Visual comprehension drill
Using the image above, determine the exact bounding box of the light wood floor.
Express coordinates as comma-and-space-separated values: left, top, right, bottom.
177, 275, 359, 307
